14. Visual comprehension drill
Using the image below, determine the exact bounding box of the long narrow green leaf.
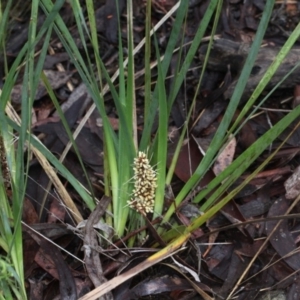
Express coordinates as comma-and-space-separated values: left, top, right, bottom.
190, 109, 300, 228
168, 0, 219, 110
140, 0, 189, 150
41, 71, 97, 208
144, 0, 152, 122
153, 35, 168, 218
4, 114, 95, 210
39, 1, 121, 221
114, 0, 137, 236
166, 0, 222, 186
229, 20, 300, 135
193, 1, 300, 207
161, 0, 276, 225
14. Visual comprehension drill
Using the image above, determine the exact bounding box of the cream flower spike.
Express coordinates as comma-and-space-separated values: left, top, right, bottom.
127, 151, 157, 214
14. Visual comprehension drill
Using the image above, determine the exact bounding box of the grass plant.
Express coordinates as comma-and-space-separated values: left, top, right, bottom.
1, 0, 300, 298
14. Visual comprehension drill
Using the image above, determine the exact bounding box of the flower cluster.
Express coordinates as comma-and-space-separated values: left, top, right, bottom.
127, 151, 157, 214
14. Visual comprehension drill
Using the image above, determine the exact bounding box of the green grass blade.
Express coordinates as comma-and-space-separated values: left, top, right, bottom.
166, 0, 222, 185
40, 72, 97, 208
144, 0, 152, 123
140, 0, 189, 150
167, 0, 219, 109
189, 115, 300, 231
161, 0, 276, 225
229, 20, 300, 136
4, 114, 95, 210
199, 106, 300, 211
114, 0, 137, 236
152, 36, 168, 218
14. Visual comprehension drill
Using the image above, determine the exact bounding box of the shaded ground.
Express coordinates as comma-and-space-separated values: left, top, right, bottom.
3, 1, 300, 299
